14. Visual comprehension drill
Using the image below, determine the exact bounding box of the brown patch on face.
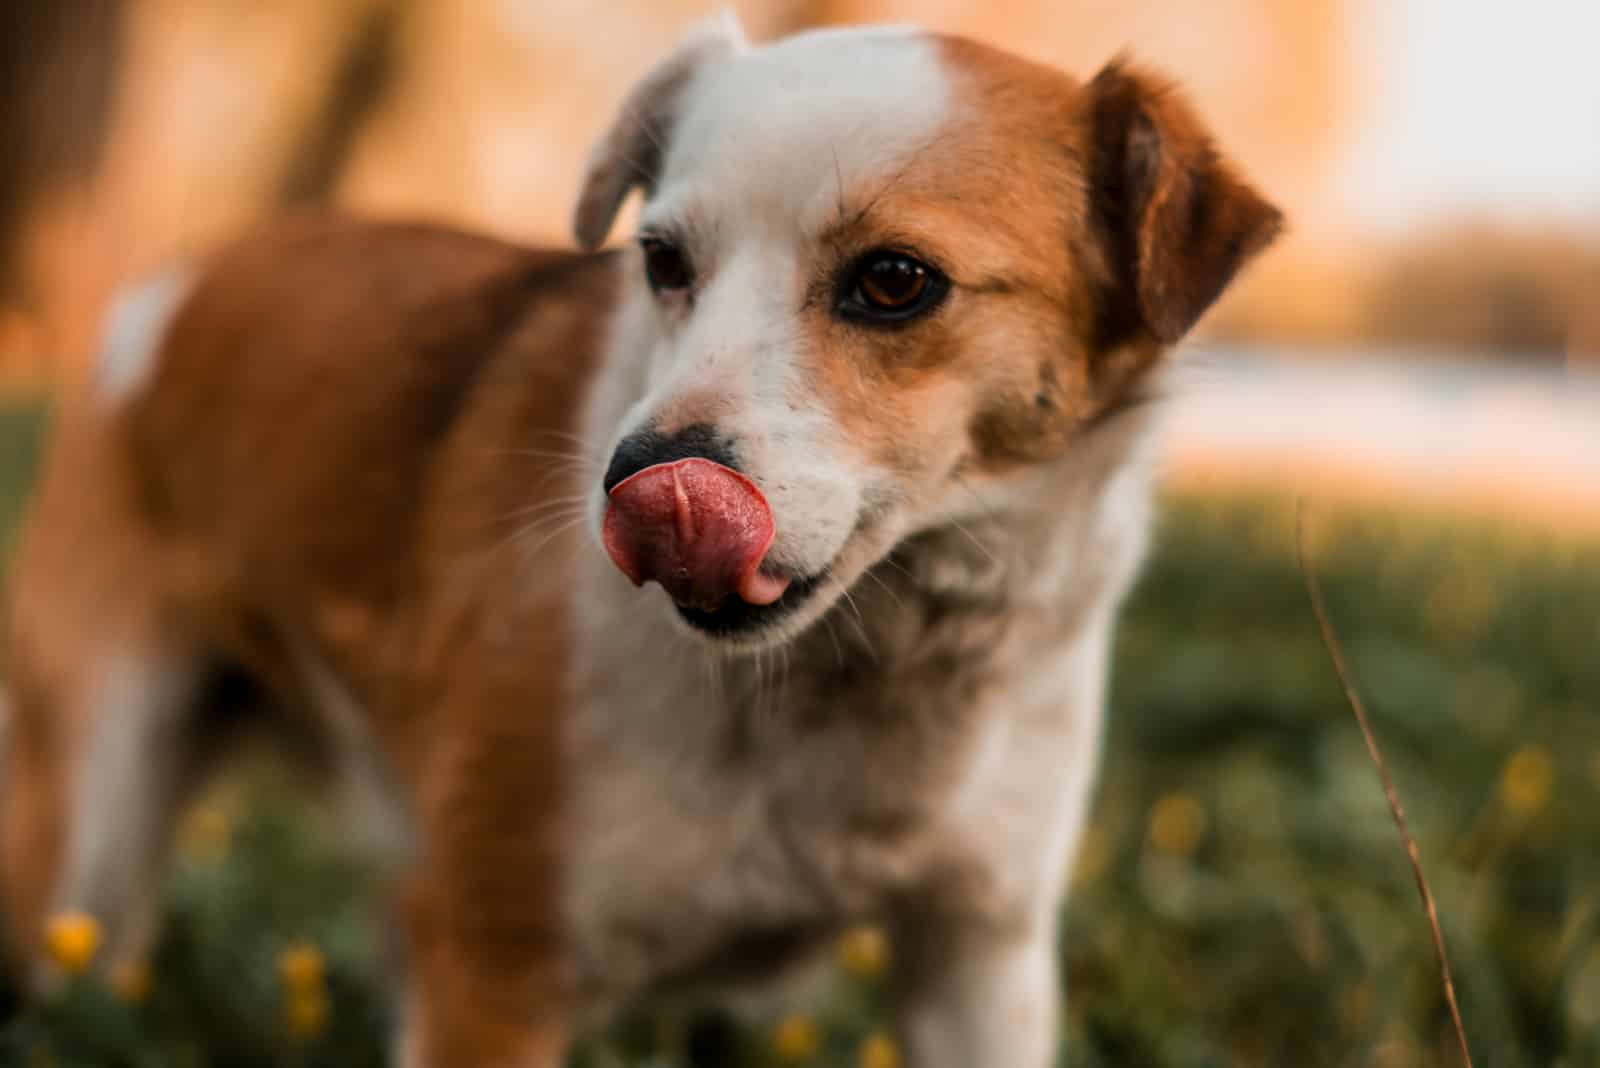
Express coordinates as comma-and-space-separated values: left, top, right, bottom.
795, 115, 1097, 481
793, 36, 1281, 481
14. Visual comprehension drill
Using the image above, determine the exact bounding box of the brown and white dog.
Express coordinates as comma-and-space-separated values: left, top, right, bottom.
0, 16, 1279, 1067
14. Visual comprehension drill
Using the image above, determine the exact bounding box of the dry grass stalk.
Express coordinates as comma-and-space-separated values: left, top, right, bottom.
1295, 502, 1474, 1068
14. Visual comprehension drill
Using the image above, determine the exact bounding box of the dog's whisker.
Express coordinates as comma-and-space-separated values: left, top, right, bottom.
494, 447, 604, 470
501, 490, 594, 510
860, 567, 903, 609
847, 129, 952, 231
952, 472, 1004, 528
493, 496, 593, 529
746, 646, 768, 747
480, 504, 590, 564
526, 428, 601, 449
510, 507, 592, 541
511, 516, 590, 561
776, 643, 792, 733
837, 586, 877, 663
821, 615, 845, 669
829, 142, 848, 232
946, 516, 998, 567
510, 513, 591, 546
705, 649, 726, 707
877, 553, 915, 582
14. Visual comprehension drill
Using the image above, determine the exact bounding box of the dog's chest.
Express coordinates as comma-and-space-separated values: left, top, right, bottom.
560, 579, 1049, 1002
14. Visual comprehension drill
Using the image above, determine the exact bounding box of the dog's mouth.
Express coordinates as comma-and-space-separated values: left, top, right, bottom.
601, 457, 836, 641
671, 567, 826, 637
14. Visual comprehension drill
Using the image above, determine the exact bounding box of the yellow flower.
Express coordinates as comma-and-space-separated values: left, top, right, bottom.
1500, 744, 1555, 817
839, 925, 890, 979
285, 987, 330, 1040
1147, 793, 1208, 857
772, 1013, 820, 1062
109, 960, 152, 1004
44, 912, 102, 976
278, 941, 326, 993
858, 1032, 901, 1068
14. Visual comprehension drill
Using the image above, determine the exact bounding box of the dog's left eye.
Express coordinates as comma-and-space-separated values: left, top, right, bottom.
640, 237, 694, 294
839, 251, 948, 324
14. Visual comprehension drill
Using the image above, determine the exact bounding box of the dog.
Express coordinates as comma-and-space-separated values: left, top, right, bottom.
0, 15, 1280, 1066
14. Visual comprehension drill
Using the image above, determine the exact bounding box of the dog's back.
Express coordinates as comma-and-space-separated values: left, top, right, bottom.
1, 217, 611, 1011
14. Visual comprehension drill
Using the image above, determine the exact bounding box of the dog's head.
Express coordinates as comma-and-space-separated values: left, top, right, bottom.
576, 17, 1281, 649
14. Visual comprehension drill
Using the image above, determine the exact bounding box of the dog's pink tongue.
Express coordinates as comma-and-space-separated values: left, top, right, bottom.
603, 458, 790, 612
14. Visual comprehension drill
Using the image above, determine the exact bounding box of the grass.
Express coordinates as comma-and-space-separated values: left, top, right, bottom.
0, 403, 46, 571
2, 399, 1598, 1066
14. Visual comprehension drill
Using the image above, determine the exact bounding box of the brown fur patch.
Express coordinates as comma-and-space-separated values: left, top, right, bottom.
1080, 58, 1285, 349
925, 37, 1280, 474
794, 40, 1102, 481
3, 216, 615, 1057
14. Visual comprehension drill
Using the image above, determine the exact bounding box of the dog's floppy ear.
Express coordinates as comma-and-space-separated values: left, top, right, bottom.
572, 11, 747, 251
1083, 58, 1283, 347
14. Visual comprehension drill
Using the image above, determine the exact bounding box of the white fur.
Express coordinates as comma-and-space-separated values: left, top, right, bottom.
96, 269, 192, 403
47, 653, 197, 984
650, 25, 947, 226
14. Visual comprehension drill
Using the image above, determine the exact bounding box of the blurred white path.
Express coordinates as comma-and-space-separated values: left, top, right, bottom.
1163, 348, 1600, 530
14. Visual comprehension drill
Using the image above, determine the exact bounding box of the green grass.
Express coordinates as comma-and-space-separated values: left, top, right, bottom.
0, 402, 47, 570
2, 399, 1598, 1066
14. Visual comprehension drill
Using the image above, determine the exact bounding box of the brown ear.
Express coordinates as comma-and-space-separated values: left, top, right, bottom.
1083, 59, 1283, 347
571, 12, 746, 251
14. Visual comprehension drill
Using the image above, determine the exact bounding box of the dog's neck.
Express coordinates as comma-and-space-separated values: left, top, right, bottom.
797, 414, 1158, 674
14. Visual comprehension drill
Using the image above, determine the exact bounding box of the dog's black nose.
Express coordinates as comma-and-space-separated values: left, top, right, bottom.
602, 423, 739, 493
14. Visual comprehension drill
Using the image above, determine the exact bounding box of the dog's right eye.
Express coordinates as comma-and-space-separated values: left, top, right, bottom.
836, 249, 949, 326
640, 237, 694, 294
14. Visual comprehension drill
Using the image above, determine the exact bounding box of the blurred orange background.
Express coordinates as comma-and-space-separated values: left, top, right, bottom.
2, 0, 1597, 391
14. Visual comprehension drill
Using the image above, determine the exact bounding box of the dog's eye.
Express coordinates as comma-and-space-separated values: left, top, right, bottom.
641, 237, 693, 294
859, 255, 928, 308
839, 251, 948, 324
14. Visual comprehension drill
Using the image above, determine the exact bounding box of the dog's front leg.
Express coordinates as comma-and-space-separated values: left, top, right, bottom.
395, 871, 573, 1068
395, 673, 573, 1068
890, 912, 1060, 1068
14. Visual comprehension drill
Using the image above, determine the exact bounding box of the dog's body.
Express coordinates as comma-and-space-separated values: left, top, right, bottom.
1, 21, 1278, 1067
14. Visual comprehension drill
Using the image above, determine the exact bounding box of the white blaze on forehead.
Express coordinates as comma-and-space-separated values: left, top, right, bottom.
649, 26, 953, 231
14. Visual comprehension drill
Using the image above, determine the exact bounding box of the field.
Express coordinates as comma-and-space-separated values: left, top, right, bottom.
2, 400, 1597, 1067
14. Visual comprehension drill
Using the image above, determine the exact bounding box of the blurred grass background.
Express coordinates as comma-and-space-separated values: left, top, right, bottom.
4, 402, 1598, 1067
